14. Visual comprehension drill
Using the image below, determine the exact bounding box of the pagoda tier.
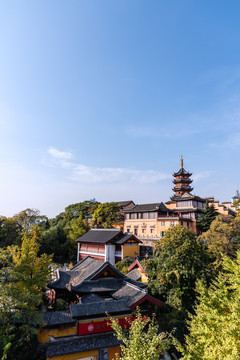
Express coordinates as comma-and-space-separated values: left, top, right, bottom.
172, 156, 193, 196
172, 185, 194, 193
173, 178, 193, 184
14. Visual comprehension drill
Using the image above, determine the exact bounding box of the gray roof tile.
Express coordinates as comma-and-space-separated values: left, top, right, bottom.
75, 229, 121, 244
46, 333, 122, 358
70, 299, 130, 318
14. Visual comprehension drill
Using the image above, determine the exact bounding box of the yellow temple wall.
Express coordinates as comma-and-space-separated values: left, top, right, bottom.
38, 325, 77, 344
122, 244, 140, 258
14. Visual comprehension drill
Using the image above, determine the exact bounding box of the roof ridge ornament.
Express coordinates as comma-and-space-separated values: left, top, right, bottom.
181, 155, 183, 169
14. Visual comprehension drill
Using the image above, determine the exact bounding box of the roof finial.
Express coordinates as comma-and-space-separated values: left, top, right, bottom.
180, 155, 183, 169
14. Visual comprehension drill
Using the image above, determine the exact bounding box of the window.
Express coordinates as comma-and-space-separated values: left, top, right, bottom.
142, 212, 148, 219
131, 213, 137, 219
125, 213, 130, 219
181, 221, 183, 226
134, 228, 138, 236
161, 221, 165, 226
99, 348, 109, 360
177, 201, 193, 207
149, 212, 157, 219
142, 229, 145, 234
171, 221, 175, 226
126, 227, 130, 233
160, 231, 165, 238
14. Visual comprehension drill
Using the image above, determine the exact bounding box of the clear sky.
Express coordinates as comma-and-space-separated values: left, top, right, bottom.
0, 1, 240, 218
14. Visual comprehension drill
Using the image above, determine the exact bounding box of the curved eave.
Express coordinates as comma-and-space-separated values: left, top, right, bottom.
173, 179, 193, 184
172, 187, 194, 192
172, 169, 192, 177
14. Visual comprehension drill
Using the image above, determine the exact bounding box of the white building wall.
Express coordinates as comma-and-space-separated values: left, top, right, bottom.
105, 245, 116, 265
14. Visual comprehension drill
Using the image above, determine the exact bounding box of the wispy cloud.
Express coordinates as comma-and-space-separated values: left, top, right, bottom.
48, 147, 72, 159
43, 147, 170, 184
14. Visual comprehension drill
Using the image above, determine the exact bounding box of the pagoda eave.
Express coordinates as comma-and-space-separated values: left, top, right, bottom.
173, 179, 193, 184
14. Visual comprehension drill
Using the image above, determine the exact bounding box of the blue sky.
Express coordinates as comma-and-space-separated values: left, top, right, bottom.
0, 1, 240, 217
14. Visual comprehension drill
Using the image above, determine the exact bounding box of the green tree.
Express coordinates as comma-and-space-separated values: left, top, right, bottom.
200, 214, 240, 270
145, 226, 211, 312
197, 203, 218, 233
0, 226, 52, 360
39, 201, 96, 264
92, 202, 124, 228
233, 198, 240, 212
109, 309, 171, 360
144, 226, 212, 342
13, 208, 47, 233
66, 215, 89, 241
64, 200, 100, 220
178, 251, 240, 360
115, 257, 134, 275
0, 216, 22, 248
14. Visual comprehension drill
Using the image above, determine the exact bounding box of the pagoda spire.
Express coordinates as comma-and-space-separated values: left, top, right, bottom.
180, 155, 183, 169
172, 157, 193, 197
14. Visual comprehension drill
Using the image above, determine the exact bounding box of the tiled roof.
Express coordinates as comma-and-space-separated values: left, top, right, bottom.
46, 333, 122, 358
124, 202, 169, 213
167, 194, 207, 202
173, 167, 192, 176
71, 256, 103, 271
112, 282, 147, 307
81, 293, 105, 303
49, 257, 146, 293
42, 310, 74, 326
126, 269, 142, 282
117, 200, 135, 208
70, 299, 130, 318
75, 229, 122, 244
71, 278, 124, 293
48, 257, 103, 290
114, 233, 141, 244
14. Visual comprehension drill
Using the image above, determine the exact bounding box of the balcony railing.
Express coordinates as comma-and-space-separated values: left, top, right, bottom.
137, 236, 160, 240
79, 249, 105, 255
115, 251, 122, 257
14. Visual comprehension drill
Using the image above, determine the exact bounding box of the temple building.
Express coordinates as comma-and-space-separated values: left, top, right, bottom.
123, 156, 237, 246
38, 256, 163, 360
76, 229, 141, 265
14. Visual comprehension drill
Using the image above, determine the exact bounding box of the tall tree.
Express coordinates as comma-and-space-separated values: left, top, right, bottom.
0, 216, 22, 248
92, 202, 124, 228
144, 225, 212, 342
109, 309, 171, 360
13, 208, 47, 233
145, 226, 211, 312
178, 251, 240, 360
0, 226, 52, 360
197, 203, 218, 233
200, 214, 240, 270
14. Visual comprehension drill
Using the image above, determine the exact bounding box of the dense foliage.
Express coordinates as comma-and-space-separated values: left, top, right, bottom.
0, 226, 52, 360
92, 202, 124, 228
145, 226, 211, 311
144, 226, 213, 342
115, 257, 134, 274
110, 309, 171, 360
196, 203, 218, 233
199, 213, 240, 270
0, 201, 122, 264
178, 251, 240, 360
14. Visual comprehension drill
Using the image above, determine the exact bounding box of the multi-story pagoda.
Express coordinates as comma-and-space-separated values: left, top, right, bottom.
172, 156, 193, 197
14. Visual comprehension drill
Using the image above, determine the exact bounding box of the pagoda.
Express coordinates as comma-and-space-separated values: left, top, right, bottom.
172, 156, 193, 197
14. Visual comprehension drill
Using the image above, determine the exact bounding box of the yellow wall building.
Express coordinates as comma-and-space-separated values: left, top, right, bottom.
123, 157, 237, 246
